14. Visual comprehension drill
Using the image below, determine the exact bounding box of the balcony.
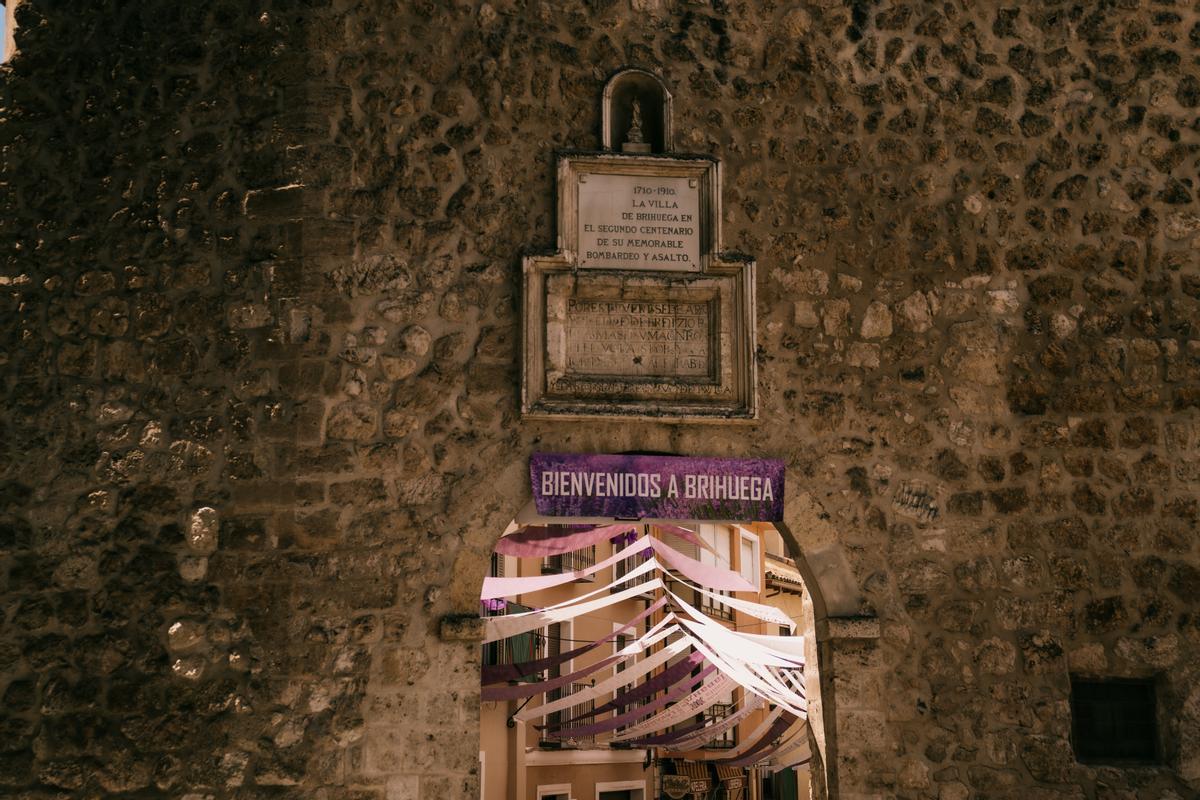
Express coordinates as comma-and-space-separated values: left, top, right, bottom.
481, 602, 543, 678
542, 545, 597, 580
543, 682, 597, 749
613, 552, 655, 594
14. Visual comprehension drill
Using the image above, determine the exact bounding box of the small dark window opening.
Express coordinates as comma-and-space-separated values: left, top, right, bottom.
1070, 677, 1159, 763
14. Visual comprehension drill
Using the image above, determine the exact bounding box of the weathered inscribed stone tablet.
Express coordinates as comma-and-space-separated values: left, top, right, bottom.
563, 298, 712, 378
578, 174, 700, 271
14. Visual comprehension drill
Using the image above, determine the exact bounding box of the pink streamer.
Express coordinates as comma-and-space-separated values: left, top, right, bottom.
481, 655, 621, 702
654, 523, 715, 554
718, 713, 798, 767
552, 652, 706, 726
651, 538, 756, 592
482, 597, 666, 684
547, 665, 718, 739
482, 535, 652, 599
493, 524, 637, 557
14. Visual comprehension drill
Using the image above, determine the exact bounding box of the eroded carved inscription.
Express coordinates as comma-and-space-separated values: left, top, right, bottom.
564, 298, 710, 377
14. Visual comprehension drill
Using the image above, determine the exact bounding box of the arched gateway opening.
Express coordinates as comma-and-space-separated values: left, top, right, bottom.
457, 453, 864, 800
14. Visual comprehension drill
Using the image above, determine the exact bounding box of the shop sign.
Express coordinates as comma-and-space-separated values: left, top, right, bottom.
661, 775, 691, 799
532, 452, 784, 521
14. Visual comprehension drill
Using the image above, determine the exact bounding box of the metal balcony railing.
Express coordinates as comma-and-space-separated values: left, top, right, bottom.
542, 546, 597, 578
545, 682, 597, 749
481, 602, 542, 675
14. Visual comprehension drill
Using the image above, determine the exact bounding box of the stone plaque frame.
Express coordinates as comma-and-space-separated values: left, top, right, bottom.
522, 254, 757, 420
557, 153, 720, 272
522, 151, 757, 422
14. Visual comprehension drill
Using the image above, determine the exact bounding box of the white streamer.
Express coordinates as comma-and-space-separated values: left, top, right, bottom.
483, 569, 662, 642
514, 637, 690, 722
610, 674, 737, 741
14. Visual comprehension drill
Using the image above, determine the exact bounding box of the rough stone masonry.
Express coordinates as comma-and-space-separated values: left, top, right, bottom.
1, 1, 1200, 798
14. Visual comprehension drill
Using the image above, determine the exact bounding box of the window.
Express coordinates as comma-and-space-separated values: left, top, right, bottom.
698, 525, 733, 620
614, 549, 653, 591
613, 629, 645, 730
659, 527, 700, 559
701, 687, 737, 749
543, 545, 596, 577
554, 682, 597, 748
737, 528, 760, 591
1070, 677, 1159, 763
596, 781, 645, 800
482, 555, 538, 666
543, 621, 572, 736
481, 602, 541, 672
537, 785, 572, 800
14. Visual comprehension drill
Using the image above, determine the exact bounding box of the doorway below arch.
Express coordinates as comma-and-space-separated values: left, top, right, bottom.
477, 506, 826, 800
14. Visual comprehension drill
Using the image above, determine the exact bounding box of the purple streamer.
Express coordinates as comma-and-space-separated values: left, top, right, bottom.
546, 665, 717, 739
719, 713, 798, 767
481, 656, 621, 702
580, 651, 706, 721
625, 717, 712, 746
481, 598, 665, 685
493, 523, 637, 557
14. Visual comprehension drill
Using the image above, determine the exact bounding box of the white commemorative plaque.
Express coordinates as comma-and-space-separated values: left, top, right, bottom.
521, 151, 757, 420
578, 174, 701, 271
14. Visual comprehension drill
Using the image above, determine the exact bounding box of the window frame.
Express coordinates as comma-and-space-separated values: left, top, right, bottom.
1069, 675, 1161, 765
734, 526, 761, 592
595, 779, 646, 800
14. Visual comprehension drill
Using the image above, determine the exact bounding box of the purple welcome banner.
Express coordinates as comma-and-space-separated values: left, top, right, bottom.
531, 453, 784, 522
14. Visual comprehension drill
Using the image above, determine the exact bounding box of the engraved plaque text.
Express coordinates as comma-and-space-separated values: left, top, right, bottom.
578, 174, 700, 271
564, 299, 711, 377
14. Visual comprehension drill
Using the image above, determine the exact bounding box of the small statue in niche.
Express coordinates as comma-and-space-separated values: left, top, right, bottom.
622, 99, 651, 154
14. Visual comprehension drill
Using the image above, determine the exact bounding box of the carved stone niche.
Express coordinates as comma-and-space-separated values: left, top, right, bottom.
522, 71, 757, 422
602, 68, 673, 154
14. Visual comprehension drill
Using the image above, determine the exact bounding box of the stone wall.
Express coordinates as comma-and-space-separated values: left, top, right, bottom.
1, 1, 1199, 798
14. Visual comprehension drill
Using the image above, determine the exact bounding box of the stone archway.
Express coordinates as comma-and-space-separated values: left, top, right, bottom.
440, 452, 876, 798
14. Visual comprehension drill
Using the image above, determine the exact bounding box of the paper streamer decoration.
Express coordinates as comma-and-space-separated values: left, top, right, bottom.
612, 674, 736, 741
513, 638, 691, 722
665, 694, 764, 751
672, 594, 801, 668
675, 615, 795, 670
720, 713, 798, 767
651, 537, 756, 592
482, 655, 621, 702
482, 596, 666, 684
547, 665, 718, 738
552, 651, 706, 726
495, 554, 656, 617
654, 523, 716, 554
716, 707, 785, 759
556, 652, 705, 729
765, 729, 811, 770
492, 523, 637, 557
625, 717, 712, 746
488, 616, 686, 702
482, 535, 652, 599
738, 631, 806, 659
684, 635, 806, 717
690, 582, 797, 630
483, 571, 663, 643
